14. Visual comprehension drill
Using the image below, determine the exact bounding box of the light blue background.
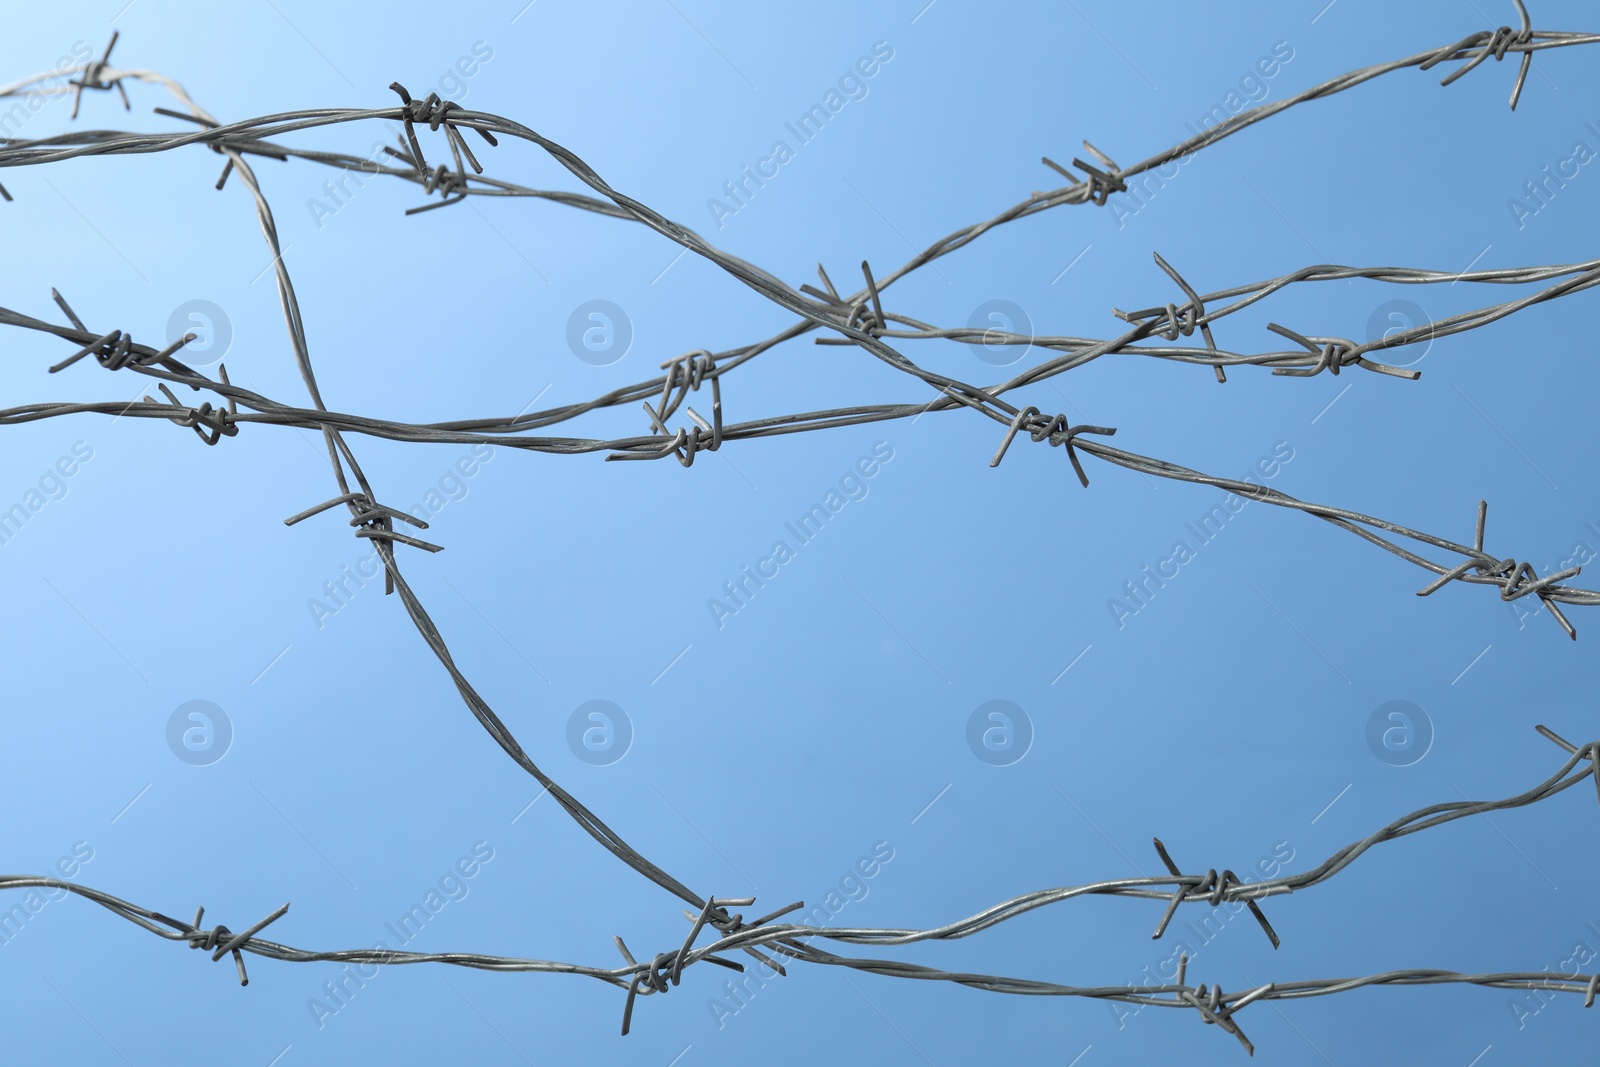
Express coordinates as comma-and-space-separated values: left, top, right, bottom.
2, 1, 1598, 1064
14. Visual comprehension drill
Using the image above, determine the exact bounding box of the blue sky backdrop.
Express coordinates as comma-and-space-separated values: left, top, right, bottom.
1, 1, 1598, 1064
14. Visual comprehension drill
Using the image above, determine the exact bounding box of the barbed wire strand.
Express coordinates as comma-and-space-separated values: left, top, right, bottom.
4, 723, 1597, 1052
1, 5, 1596, 1052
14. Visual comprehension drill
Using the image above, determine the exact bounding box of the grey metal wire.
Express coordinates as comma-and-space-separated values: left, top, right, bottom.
1, 7, 1598, 1053
4, 724, 1598, 1053
4, 24, 1597, 635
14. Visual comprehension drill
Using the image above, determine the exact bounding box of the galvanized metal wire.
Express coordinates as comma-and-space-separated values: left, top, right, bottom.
2, 7, 1598, 1053
4, 724, 1598, 1054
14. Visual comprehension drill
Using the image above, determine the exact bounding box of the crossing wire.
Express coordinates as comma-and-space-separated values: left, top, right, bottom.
1, 6, 1597, 1053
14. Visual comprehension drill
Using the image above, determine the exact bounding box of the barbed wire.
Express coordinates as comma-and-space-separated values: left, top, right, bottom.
7, 271, 1599, 643
3, 20, 1597, 634
5, 723, 1598, 1052
1, 5, 1596, 1053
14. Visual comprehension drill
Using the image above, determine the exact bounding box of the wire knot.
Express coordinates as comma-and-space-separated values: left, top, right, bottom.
396, 89, 457, 129
1266, 322, 1419, 380
988, 405, 1116, 487
182, 903, 289, 986
1175, 967, 1270, 1056
1424, 24, 1533, 72
1416, 501, 1581, 639
51, 328, 182, 373
810, 262, 895, 345
282, 491, 442, 554
661, 350, 717, 393
144, 382, 240, 446
1114, 253, 1227, 381
71, 329, 135, 371
45, 290, 202, 375
665, 423, 721, 467
614, 895, 781, 1035
1150, 838, 1281, 950
1153, 302, 1201, 341
1266, 324, 1359, 377
1419, 2, 1536, 109
1487, 24, 1534, 59
1041, 143, 1127, 206
847, 260, 890, 337
68, 33, 131, 120
421, 161, 468, 202
388, 82, 498, 214
680, 896, 794, 983
607, 356, 724, 466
